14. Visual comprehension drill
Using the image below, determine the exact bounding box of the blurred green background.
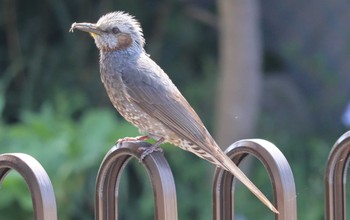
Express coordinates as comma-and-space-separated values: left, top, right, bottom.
1, 0, 350, 219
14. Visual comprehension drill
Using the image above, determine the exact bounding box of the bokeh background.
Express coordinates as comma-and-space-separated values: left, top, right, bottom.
1, 0, 350, 219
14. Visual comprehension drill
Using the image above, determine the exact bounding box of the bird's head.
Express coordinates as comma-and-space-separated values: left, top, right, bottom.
70, 11, 145, 54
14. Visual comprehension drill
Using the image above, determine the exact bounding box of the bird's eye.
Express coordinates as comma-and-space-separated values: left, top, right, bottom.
111, 27, 120, 34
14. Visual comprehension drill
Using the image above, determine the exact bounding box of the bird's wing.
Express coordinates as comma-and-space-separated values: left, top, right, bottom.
121, 56, 215, 153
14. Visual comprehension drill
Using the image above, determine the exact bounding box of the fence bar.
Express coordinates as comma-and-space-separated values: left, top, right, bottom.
95, 141, 178, 220
0, 153, 57, 220
213, 139, 297, 220
325, 131, 350, 220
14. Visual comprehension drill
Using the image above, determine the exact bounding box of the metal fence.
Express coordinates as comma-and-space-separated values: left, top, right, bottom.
0, 131, 349, 220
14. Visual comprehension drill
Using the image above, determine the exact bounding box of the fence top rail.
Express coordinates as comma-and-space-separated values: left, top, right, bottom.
0, 153, 57, 220
213, 139, 297, 220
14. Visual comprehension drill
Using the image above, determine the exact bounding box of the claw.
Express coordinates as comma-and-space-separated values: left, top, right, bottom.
139, 137, 165, 161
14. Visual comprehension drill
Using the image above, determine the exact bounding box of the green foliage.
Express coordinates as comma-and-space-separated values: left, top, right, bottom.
0, 105, 135, 219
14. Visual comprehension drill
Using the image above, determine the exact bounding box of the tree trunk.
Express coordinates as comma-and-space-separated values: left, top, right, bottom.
215, 0, 262, 148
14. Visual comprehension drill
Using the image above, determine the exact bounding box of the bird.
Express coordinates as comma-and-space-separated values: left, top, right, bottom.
70, 11, 278, 213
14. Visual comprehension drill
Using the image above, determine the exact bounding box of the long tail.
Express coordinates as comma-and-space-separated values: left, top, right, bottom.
216, 149, 279, 214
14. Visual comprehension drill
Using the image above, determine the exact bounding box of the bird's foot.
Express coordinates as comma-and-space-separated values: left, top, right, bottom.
139, 137, 165, 161
116, 135, 149, 147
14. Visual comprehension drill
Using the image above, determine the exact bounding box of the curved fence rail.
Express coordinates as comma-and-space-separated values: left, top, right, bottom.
95, 141, 178, 220
212, 139, 297, 220
1, 131, 350, 219
0, 153, 57, 220
325, 130, 350, 220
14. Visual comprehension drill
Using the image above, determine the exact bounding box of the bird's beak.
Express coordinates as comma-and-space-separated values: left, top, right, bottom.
69, 22, 103, 37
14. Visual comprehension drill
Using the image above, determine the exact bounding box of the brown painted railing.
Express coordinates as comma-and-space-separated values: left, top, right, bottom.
95, 141, 178, 220
212, 139, 297, 220
0, 153, 57, 220
325, 131, 350, 220
1, 131, 350, 219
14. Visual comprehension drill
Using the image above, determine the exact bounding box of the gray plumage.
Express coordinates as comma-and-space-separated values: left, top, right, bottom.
70, 11, 278, 213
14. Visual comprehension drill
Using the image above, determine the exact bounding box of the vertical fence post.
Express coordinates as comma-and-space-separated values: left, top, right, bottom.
95, 141, 178, 220
213, 139, 297, 220
325, 131, 350, 220
0, 153, 57, 220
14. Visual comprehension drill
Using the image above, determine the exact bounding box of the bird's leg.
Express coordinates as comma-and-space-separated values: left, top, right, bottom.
116, 135, 149, 147
139, 137, 165, 161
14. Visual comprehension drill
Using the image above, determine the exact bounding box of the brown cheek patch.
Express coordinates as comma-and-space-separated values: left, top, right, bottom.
117, 34, 132, 50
